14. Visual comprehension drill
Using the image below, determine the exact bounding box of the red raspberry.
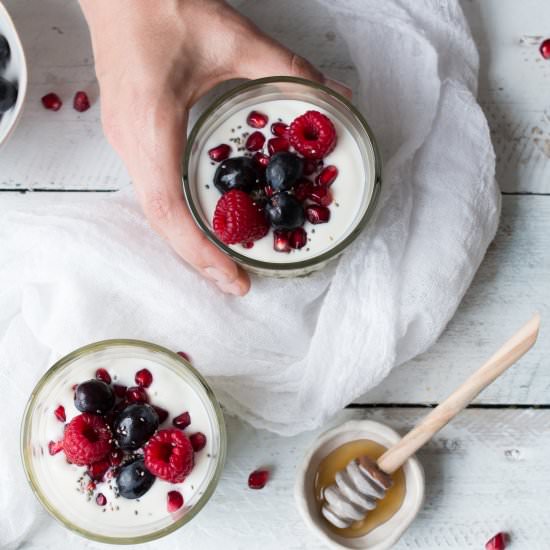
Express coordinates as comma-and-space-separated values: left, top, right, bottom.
63, 413, 112, 466
288, 111, 337, 159
144, 429, 194, 483
213, 190, 269, 245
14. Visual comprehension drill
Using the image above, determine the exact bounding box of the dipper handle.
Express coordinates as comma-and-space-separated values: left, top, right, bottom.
377, 314, 541, 474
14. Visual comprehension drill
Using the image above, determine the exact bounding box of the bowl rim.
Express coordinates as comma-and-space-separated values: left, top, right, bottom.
182, 76, 382, 272
20, 338, 227, 545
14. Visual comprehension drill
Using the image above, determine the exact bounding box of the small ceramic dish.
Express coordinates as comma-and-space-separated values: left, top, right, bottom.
295, 420, 424, 549
0, 1, 28, 147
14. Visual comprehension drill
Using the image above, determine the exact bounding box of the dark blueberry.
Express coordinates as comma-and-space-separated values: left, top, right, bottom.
0, 35, 9, 70
74, 379, 115, 415
0, 77, 17, 114
116, 459, 155, 499
113, 403, 159, 450
213, 156, 263, 194
265, 152, 303, 192
265, 192, 305, 231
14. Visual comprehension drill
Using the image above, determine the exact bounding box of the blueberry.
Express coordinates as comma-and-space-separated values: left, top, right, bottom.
265, 152, 303, 192
0, 35, 10, 70
113, 404, 159, 450
74, 379, 115, 415
265, 192, 305, 231
213, 156, 263, 194
0, 77, 17, 114
116, 459, 156, 499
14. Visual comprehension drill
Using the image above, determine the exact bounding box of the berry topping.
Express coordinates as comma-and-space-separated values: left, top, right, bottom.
245, 131, 266, 151
316, 165, 338, 187
248, 469, 269, 489
63, 413, 112, 465
247, 110, 268, 128
265, 152, 303, 192
109, 449, 123, 467
213, 189, 269, 245
41, 92, 62, 111
485, 532, 509, 550
265, 192, 305, 231
135, 368, 153, 388
213, 156, 263, 195
144, 429, 194, 483
303, 158, 322, 176
289, 228, 307, 249
540, 38, 550, 60
306, 205, 331, 224
288, 110, 337, 159
190, 432, 207, 452
271, 122, 288, 137
253, 152, 270, 168
48, 440, 63, 456
74, 379, 115, 415
54, 405, 66, 423
153, 405, 169, 424
73, 91, 90, 112
242, 241, 254, 249
173, 411, 191, 430
0, 78, 17, 114
267, 137, 290, 155
96, 493, 107, 506
113, 384, 127, 398
208, 143, 232, 162
87, 458, 110, 481
0, 35, 10, 70
294, 179, 314, 202
95, 368, 111, 384
116, 459, 156, 499
308, 185, 333, 207
176, 351, 191, 362
273, 230, 291, 253
167, 490, 184, 512
113, 403, 160, 450
126, 386, 149, 404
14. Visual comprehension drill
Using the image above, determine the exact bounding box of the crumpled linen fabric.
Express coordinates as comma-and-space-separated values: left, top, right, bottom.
0, 0, 499, 547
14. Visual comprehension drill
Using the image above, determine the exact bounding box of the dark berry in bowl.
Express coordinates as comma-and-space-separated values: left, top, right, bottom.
213, 156, 263, 194
74, 379, 115, 415
116, 459, 156, 499
265, 152, 303, 192
0, 77, 17, 114
0, 35, 10, 70
113, 403, 160, 450
265, 192, 305, 231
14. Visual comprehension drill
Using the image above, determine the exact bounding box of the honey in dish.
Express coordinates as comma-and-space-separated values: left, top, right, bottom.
314, 439, 406, 538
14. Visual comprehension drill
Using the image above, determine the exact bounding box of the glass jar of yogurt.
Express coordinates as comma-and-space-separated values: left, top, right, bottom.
20, 340, 226, 544
183, 77, 381, 278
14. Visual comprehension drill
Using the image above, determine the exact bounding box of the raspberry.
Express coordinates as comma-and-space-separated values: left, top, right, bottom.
288, 111, 337, 159
144, 429, 194, 483
63, 413, 112, 466
213, 190, 269, 245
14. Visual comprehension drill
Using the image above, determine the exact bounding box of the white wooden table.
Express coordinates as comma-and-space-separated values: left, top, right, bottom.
2, 1, 549, 549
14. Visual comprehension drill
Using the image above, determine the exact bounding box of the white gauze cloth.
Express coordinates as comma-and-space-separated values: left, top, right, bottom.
0, 0, 499, 547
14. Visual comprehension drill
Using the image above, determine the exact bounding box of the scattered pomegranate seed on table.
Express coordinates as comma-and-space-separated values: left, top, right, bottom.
248, 469, 269, 489
48, 440, 63, 456
289, 227, 307, 249
317, 165, 339, 187
167, 490, 184, 512
54, 405, 66, 422
306, 205, 331, 224
247, 110, 268, 128
267, 137, 290, 155
190, 432, 207, 452
485, 532, 509, 550
95, 493, 107, 507
270, 121, 288, 137
540, 38, 550, 60
73, 90, 90, 112
95, 368, 111, 384
135, 368, 153, 388
245, 131, 266, 151
125, 386, 149, 403
41, 92, 62, 111
173, 411, 191, 430
176, 351, 191, 362
208, 143, 231, 162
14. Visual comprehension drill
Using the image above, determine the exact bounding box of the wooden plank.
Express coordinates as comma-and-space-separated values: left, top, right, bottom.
25, 408, 550, 549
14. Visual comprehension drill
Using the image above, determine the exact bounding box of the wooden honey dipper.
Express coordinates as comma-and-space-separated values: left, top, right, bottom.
322, 314, 541, 529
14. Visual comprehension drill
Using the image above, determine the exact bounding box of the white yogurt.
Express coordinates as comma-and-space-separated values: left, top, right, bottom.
195, 99, 371, 263
23, 344, 223, 541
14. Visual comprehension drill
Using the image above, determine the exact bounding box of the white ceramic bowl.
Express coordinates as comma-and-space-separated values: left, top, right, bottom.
295, 420, 424, 550
0, 1, 27, 146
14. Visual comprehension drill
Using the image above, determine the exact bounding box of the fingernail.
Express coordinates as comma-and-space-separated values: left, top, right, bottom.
216, 280, 244, 296
204, 266, 230, 284
323, 77, 353, 99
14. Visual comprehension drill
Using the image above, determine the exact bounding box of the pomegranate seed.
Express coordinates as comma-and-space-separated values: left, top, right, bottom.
153, 405, 169, 424
306, 205, 331, 224
264, 185, 275, 198
253, 152, 270, 168
190, 432, 207, 452
485, 532, 509, 550
248, 469, 269, 489
316, 165, 338, 187
242, 241, 254, 249
308, 186, 333, 206
294, 179, 314, 202
247, 110, 268, 128
289, 228, 307, 249
177, 351, 191, 362
246, 131, 266, 151
96, 493, 107, 506
208, 143, 231, 162
271, 122, 288, 137
135, 368, 153, 388
125, 386, 149, 403
48, 440, 63, 456
95, 368, 111, 384
173, 411, 191, 430
303, 158, 322, 176
109, 449, 123, 467
73, 91, 90, 112
540, 38, 550, 60
113, 384, 127, 398
87, 459, 110, 481
267, 137, 290, 155
273, 231, 291, 253
41, 92, 62, 111
167, 490, 184, 512
54, 405, 66, 423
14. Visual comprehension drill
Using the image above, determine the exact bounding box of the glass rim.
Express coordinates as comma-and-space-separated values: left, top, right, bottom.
20, 338, 227, 545
182, 76, 382, 271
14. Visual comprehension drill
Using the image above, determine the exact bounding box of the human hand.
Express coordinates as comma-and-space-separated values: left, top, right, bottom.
80, 0, 350, 295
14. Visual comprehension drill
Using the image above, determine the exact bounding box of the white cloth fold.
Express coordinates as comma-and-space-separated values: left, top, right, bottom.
0, 0, 500, 547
